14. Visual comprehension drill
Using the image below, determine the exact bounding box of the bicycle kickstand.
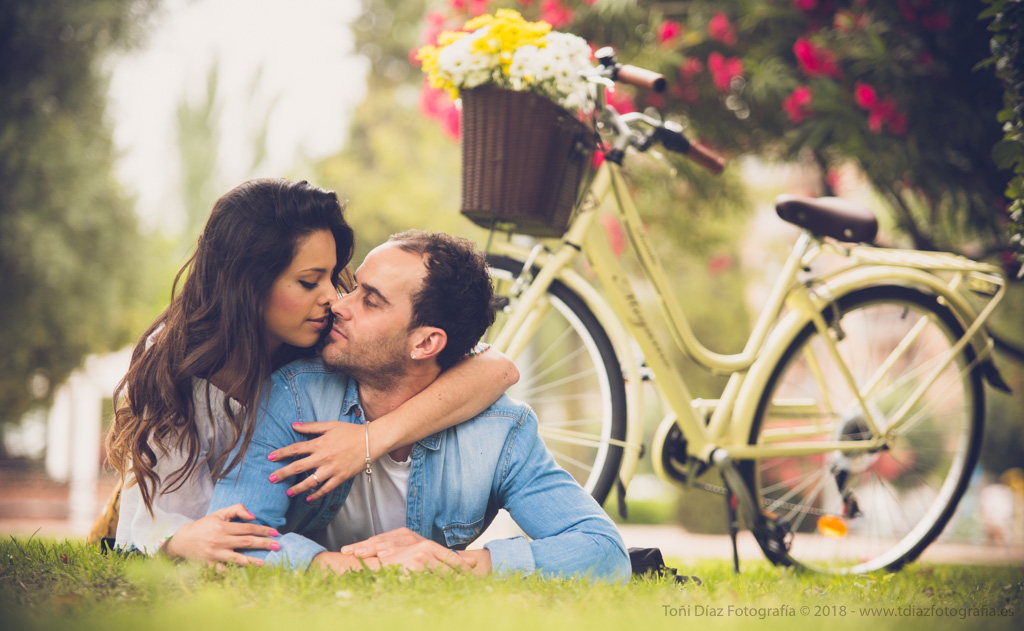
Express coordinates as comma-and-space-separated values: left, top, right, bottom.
724, 486, 741, 574
713, 449, 794, 570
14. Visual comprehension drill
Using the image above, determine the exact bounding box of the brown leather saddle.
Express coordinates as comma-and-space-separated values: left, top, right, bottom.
775, 194, 878, 243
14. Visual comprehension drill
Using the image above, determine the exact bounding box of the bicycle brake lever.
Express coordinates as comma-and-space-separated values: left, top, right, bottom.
652, 121, 693, 155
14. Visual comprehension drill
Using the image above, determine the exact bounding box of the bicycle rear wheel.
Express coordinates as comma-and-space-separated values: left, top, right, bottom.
745, 285, 983, 573
486, 255, 627, 505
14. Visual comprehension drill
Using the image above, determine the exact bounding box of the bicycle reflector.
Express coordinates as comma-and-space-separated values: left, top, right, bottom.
817, 514, 849, 538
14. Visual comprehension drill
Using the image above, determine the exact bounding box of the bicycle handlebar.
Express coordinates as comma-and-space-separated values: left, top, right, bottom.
650, 122, 725, 174
614, 64, 667, 92
683, 140, 727, 175
593, 48, 727, 175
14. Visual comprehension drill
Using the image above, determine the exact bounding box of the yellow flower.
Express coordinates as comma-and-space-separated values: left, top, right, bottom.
437, 30, 469, 47
416, 30, 472, 95
465, 9, 550, 76
415, 9, 580, 102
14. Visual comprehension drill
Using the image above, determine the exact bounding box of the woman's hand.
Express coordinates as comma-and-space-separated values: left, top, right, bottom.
267, 421, 366, 501
161, 504, 279, 565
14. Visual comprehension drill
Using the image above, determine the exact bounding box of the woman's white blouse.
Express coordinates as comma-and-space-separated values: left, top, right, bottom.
114, 378, 241, 554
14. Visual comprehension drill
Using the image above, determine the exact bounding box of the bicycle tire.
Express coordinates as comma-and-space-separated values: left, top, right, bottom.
743, 284, 983, 574
486, 255, 627, 505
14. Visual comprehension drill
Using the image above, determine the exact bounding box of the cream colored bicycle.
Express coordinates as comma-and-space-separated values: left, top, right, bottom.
464, 49, 1009, 574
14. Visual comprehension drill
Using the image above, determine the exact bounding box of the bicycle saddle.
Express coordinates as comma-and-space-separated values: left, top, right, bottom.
775, 194, 878, 243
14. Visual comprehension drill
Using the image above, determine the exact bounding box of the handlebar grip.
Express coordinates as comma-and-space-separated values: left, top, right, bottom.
615, 65, 667, 92
686, 141, 726, 175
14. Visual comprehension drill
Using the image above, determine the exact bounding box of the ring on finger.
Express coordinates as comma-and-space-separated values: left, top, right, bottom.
312, 472, 322, 485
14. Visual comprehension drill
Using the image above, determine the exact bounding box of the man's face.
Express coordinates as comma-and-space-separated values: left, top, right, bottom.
322, 242, 426, 387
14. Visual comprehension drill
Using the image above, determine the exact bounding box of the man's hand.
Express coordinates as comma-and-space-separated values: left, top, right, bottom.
267, 421, 365, 501
313, 551, 381, 574
327, 528, 492, 576
375, 539, 481, 574
339, 526, 425, 558
162, 504, 279, 566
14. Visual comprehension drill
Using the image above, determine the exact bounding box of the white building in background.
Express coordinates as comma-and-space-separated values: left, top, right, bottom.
44, 349, 131, 534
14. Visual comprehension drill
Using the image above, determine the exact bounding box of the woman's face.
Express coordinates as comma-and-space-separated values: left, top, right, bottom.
262, 229, 339, 354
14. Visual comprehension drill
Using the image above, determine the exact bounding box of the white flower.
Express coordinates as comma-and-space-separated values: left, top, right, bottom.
437, 28, 498, 91
507, 32, 590, 109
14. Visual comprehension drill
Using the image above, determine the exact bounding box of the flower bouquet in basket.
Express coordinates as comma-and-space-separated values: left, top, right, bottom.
416, 9, 597, 237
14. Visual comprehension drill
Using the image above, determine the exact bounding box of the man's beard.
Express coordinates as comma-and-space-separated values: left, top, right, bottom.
323, 336, 408, 391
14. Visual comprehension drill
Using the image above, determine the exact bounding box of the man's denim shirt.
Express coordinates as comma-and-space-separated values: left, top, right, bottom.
208, 357, 630, 583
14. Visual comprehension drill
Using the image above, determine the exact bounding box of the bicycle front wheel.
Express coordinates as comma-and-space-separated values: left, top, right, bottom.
486, 255, 627, 505
745, 285, 983, 574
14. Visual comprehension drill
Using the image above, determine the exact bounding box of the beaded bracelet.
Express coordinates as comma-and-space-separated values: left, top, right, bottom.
363, 421, 373, 482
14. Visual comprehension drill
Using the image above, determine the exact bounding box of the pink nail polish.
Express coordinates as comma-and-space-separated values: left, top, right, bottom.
268, 474, 278, 483
292, 422, 301, 428
286, 489, 294, 497
271, 542, 280, 551
268, 453, 277, 461
270, 530, 280, 537
306, 496, 313, 502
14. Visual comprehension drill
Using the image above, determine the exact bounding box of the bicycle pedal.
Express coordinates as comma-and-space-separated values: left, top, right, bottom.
754, 511, 794, 565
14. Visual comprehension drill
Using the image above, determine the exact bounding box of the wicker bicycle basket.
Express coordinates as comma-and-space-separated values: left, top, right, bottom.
460, 87, 596, 238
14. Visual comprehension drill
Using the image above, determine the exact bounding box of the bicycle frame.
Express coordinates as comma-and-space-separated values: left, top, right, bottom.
486, 158, 1007, 489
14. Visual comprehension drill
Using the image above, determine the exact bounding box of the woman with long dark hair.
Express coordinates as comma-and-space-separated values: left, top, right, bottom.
105, 178, 517, 565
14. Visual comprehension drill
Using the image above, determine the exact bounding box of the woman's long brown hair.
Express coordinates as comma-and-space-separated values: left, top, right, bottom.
106, 178, 354, 514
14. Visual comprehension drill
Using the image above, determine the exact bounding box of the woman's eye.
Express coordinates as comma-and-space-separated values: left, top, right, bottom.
299, 280, 317, 290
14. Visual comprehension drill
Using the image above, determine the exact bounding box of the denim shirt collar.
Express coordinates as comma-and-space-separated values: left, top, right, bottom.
340, 374, 442, 451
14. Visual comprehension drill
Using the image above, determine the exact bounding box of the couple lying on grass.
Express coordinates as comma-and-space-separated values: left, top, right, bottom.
103, 178, 629, 583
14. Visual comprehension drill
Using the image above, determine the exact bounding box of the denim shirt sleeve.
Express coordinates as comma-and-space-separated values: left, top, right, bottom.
207, 377, 327, 570
482, 406, 631, 584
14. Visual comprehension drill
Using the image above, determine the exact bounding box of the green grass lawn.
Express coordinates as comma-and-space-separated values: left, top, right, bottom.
2, 537, 1020, 631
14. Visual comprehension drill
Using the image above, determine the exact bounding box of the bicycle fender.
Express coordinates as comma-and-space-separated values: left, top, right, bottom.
729, 267, 998, 443
818, 265, 999, 370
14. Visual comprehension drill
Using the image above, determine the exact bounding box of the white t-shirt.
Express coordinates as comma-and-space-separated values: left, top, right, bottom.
317, 448, 411, 550
114, 377, 240, 554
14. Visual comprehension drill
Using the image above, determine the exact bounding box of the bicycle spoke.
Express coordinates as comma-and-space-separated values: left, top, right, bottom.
543, 448, 597, 473
539, 426, 625, 448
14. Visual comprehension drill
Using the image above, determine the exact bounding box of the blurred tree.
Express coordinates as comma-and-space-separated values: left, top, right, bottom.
0, 0, 158, 424
980, 0, 1024, 277
176, 64, 222, 241
315, 84, 469, 264
175, 62, 278, 246
352, 0, 433, 89
321, 0, 473, 260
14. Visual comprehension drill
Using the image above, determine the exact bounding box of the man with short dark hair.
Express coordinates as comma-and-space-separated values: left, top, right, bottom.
208, 230, 630, 581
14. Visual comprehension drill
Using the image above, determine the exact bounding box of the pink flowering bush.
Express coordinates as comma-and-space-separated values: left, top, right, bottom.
783, 85, 814, 124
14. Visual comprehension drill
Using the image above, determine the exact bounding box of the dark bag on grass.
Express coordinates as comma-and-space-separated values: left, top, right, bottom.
628, 547, 702, 586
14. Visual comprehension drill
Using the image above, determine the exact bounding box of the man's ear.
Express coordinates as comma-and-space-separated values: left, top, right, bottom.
410, 327, 447, 361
